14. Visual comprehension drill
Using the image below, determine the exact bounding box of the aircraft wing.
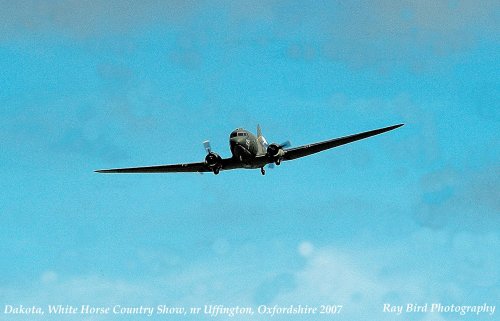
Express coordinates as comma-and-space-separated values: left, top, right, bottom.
283, 124, 403, 161
95, 157, 241, 173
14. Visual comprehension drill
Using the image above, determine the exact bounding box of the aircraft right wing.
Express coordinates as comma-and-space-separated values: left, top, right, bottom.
282, 124, 403, 161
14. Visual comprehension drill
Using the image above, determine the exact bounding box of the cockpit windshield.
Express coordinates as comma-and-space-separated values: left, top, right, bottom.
231, 132, 248, 137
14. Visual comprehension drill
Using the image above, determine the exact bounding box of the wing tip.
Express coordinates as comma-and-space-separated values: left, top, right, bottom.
95, 169, 117, 173
384, 123, 404, 132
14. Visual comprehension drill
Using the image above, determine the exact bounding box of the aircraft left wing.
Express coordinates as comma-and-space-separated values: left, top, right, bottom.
95, 162, 209, 173
283, 124, 403, 161
95, 157, 241, 173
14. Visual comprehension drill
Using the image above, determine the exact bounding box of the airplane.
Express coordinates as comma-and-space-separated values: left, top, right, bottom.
95, 123, 403, 176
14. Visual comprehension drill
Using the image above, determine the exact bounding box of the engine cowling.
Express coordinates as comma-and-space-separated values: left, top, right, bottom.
205, 152, 222, 173
267, 143, 285, 163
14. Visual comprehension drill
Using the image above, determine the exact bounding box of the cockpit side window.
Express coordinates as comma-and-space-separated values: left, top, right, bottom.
230, 132, 237, 138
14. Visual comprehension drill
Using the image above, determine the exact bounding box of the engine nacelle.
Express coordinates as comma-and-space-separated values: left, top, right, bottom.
267, 143, 285, 161
205, 152, 222, 173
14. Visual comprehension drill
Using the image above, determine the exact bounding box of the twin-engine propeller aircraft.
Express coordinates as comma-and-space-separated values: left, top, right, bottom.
95, 123, 403, 175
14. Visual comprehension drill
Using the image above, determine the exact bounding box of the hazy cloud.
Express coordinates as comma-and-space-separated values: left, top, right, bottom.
52, 126, 129, 161
2, 236, 498, 320
0, 0, 199, 39
253, 273, 296, 305
229, 1, 500, 70
415, 165, 500, 231
328, 93, 440, 164
2, 1, 497, 64
1, 104, 129, 162
276, 235, 499, 319
321, 0, 499, 69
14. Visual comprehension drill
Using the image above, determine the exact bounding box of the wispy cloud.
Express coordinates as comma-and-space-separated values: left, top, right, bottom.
275, 234, 499, 319
415, 165, 500, 231
2, 1, 497, 68
1, 104, 129, 162
320, 0, 499, 69
3, 234, 497, 320
0, 0, 199, 39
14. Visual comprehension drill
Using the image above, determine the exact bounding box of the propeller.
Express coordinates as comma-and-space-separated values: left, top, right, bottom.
267, 140, 292, 157
198, 140, 213, 175
203, 140, 211, 154
267, 140, 291, 170
279, 140, 291, 149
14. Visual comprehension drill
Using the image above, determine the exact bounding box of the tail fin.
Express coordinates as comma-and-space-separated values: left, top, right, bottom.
257, 124, 268, 149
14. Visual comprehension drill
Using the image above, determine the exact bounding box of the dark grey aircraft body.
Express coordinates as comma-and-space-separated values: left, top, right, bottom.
95, 124, 403, 175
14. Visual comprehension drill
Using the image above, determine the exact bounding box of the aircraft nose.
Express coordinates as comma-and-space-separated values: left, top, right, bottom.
230, 137, 248, 156
230, 137, 246, 146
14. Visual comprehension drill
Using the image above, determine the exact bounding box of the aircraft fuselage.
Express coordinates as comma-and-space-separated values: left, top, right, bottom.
229, 128, 266, 168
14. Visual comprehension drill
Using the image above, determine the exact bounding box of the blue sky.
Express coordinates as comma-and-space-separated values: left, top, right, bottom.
0, 1, 499, 320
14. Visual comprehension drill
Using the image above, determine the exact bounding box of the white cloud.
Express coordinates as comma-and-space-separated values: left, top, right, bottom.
274, 232, 499, 319
40, 271, 58, 284
297, 241, 314, 257
2, 232, 498, 321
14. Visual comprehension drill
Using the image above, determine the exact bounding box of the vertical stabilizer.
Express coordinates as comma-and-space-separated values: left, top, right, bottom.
256, 124, 268, 150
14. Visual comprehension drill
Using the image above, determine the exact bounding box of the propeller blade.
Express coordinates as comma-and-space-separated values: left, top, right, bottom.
280, 140, 291, 148
203, 140, 211, 153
